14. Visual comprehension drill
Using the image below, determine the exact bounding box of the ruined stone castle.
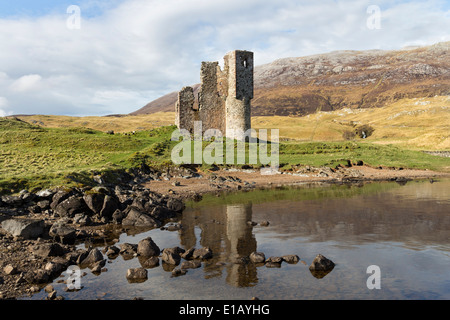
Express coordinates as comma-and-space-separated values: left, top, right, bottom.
175, 50, 253, 140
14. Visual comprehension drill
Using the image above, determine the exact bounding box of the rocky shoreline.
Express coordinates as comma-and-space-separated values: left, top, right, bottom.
0, 168, 186, 300
0, 164, 448, 300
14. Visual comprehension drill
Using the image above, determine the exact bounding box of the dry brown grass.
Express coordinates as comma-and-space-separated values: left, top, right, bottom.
15, 112, 175, 133
15, 96, 450, 151
252, 95, 450, 150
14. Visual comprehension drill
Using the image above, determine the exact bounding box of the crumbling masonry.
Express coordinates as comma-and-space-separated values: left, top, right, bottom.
175, 50, 253, 140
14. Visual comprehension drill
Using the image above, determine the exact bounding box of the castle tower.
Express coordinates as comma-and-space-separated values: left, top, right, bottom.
175, 50, 253, 140
224, 50, 253, 140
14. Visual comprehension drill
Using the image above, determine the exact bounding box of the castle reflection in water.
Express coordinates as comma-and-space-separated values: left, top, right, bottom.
179, 202, 259, 287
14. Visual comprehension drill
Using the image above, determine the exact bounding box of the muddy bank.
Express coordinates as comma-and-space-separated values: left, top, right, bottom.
144, 164, 450, 200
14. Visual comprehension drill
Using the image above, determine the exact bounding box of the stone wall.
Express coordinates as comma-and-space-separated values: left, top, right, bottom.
175, 50, 253, 139
175, 86, 196, 134
198, 62, 226, 134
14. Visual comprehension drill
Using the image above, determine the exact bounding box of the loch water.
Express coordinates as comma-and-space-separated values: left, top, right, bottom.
27, 179, 450, 300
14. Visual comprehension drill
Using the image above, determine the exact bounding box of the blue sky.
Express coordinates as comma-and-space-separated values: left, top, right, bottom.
0, 0, 449, 116
0, 0, 125, 18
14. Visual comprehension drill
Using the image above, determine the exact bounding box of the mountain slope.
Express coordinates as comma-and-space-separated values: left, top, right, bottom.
132, 42, 450, 116
130, 84, 200, 115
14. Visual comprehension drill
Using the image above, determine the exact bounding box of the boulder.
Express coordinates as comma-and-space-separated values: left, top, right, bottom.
192, 247, 213, 260
161, 247, 182, 265
266, 261, 282, 268
119, 243, 138, 259
114, 190, 133, 207
137, 237, 160, 257
112, 209, 126, 224
51, 256, 71, 269
282, 254, 300, 264
47, 291, 58, 300
130, 197, 151, 213
164, 222, 182, 231
150, 206, 176, 221
309, 254, 335, 278
249, 252, 266, 264
138, 256, 160, 268
83, 193, 105, 214
181, 248, 195, 260
73, 213, 91, 226
44, 262, 63, 277
100, 195, 119, 219
75, 249, 89, 265
180, 260, 201, 270
309, 254, 335, 272
75, 229, 89, 240
166, 198, 185, 212
50, 190, 73, 210
265, 256, 283, 268
36, 200, 50, 210
105, 245, 120, 258
36, 189, 55, 200
28, 205, 41, 214
1, 218, 45, 239
1, 195, 23, 206
24, 269, 51, 284
171, 268, 187, 277
126, 268, 148, 283
266, 256, 283, 264
90, 259, 106, 273
49, 223, 77, 244
44, 284, 54, 293
54, 195, 92, 218
3, 264, 17, 275
80, 248, 104, 267
29, 243, 66, 258
122, 208, 161, 228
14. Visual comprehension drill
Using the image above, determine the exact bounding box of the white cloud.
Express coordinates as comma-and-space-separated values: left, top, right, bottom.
0, 97, 12, 116
0, 0, 448, 116
9, 74, 43, 92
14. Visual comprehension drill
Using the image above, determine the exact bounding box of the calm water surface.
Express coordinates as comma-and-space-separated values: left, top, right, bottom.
28, 179, 450, 300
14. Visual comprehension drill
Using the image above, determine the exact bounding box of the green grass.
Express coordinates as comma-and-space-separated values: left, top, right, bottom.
277, 141, 449, 171
0, 118, 176, 193
0, 118, 448, 194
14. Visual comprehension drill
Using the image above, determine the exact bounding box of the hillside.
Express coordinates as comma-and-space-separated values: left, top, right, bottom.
252, 95, 450, 151
14, 112, 175, 133
15, 95, 450, 151
131, 42, 450, 116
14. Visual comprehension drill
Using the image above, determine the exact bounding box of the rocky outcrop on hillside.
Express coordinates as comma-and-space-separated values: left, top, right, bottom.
132, 42, 449, 116
255, 42, 449, 88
